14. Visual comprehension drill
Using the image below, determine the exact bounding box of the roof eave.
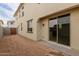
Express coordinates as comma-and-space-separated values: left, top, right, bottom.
39, 4, 79, 20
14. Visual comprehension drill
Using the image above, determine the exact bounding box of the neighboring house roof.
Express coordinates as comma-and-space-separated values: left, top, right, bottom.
0, 20, 4, 25
14, 3, 24, 16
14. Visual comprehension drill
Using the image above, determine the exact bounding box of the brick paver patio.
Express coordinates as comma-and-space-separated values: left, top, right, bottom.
0, 35, 63, 56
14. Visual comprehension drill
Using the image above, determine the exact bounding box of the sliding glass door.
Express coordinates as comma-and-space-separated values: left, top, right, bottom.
49, 18, 57, 42
58, 14, 70, 46
49, 14, 70, 46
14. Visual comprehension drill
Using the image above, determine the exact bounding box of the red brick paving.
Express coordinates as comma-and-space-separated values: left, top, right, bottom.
0, 35, 63, 56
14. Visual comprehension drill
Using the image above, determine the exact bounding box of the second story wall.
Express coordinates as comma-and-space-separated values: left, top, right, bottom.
15, 3, 79, 21
24, 3, 78, 20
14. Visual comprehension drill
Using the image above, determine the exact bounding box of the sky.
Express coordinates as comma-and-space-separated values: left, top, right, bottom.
0, 3, 20, 26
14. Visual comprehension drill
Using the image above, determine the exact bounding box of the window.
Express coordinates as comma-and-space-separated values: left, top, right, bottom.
19, 10, 20, 18
19, 11, 21, 18
37, 3, 40, 4
21, 23, 23, 31
10, 22, 14, 25
27, 19, 33, 33
22, 6, 24, 9
22, 11, 24, 17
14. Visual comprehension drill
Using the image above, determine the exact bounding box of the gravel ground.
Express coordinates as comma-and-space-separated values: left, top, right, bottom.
0, 35, 63, 56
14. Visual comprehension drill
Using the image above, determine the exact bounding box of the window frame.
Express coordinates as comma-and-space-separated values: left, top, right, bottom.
27, 19, 33, 33
22, 5, 24, 10
49, 13, 70, 46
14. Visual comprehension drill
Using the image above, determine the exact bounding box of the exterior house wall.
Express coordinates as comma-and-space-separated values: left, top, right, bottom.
39, 7, 79, 51
15, 3, 79, 41
0, 25, 3, 38
38, 19, 49, 41
38, 10, 71, 42
14, 3, 79, 51
0, 21, 3, 38
70, 8, 79, 50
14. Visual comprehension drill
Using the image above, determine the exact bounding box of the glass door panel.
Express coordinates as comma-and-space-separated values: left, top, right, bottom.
49, 18, 57, 42
49, 14, 70, 46
58, 14, 70, 46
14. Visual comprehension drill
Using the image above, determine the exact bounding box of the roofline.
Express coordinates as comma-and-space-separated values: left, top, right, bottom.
38, 4, 79, 20
14, 3, 24, 17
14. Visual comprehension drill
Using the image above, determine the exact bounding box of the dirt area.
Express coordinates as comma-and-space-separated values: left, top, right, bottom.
0, 35, 63, 56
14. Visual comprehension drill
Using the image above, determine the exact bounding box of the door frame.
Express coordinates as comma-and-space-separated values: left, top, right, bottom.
48, 14, 71, 47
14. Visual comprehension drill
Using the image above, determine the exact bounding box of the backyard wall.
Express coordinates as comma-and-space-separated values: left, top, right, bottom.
3, 27, 17, 35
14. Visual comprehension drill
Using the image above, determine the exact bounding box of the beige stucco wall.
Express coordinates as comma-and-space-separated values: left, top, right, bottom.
14, 3, 79, 51
70, 8, 79, 50
39, 7, 79, 51
15, 3, 79, 41
38, 18, 49, 41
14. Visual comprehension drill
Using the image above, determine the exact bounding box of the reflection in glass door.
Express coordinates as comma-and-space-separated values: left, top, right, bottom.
49, 14, 70, 46
58, 14, 70, 46
49, 18, 57, 42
